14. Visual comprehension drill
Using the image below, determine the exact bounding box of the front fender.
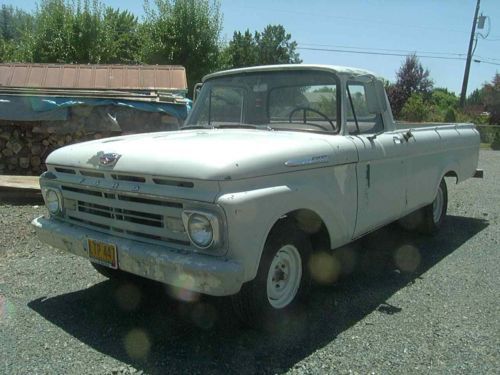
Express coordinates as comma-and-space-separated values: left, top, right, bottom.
217, 164, 357, 281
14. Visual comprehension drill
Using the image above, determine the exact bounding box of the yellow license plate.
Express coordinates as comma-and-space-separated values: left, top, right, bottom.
88, 239, 118, 269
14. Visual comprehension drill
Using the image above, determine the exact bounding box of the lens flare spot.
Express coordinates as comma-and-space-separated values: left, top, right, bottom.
124, 329, 151, 360
296, 211, 323, 234
0, 294, 15, 321
167, 275, 200, 302
115, 283, 141, 311
191, 302, 217, 330
308, 251, 341, 284
394, 245, 421, 273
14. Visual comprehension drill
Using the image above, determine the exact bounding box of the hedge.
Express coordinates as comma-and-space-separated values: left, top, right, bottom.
476, 125, 500, 144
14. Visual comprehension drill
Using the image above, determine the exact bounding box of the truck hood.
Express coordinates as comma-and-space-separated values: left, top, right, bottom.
46, 129, 347, 181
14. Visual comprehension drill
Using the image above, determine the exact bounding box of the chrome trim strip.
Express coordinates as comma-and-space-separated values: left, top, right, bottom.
285, 155, 329, 167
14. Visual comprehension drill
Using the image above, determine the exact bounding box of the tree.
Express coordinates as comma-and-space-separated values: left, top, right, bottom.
255, 25, 301, 65
431, 88, 458, 110
0, 4, 34, 62
140, 0, 222, 94
401, 93, 427, 122
99, 8, 140, 64
222, 24, 301, 69
0, 5, 33, 42
221, 29, 258, 69
482, 73, 500, 125
387, 54, 433, 117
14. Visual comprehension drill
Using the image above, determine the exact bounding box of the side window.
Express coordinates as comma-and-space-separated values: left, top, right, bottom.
346, 83, 383, 135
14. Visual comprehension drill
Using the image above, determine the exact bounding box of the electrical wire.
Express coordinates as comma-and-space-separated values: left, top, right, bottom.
297, 46, 467, 61
298, 42, 467, 57
297, 46, 500, 64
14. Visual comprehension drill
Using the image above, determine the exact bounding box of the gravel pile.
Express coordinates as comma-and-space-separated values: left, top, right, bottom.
0, 150, 499, 374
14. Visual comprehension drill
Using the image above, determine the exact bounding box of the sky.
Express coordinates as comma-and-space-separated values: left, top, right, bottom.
2, 0, 499, 95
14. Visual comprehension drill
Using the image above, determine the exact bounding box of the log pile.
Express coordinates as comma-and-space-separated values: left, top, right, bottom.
0, 105, 181, 175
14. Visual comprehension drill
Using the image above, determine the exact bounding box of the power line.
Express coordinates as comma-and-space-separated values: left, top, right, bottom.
297, 46, 467, 61
298, 46, 500, 65
474, 60, 500, 66
299, 42, 467, 58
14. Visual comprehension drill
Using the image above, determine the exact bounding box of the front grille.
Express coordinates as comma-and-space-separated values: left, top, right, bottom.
60, 184, 190, 246
54, 167, 195, 189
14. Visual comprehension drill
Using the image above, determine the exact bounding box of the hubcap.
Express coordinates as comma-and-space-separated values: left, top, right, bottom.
432, 186, 444, 223
266, 244, 302, 309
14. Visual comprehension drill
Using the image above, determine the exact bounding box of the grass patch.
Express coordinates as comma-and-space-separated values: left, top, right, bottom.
480, 143, 492, 150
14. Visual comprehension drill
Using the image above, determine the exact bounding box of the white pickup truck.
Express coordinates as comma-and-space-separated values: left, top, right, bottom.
33, 64, 481, 328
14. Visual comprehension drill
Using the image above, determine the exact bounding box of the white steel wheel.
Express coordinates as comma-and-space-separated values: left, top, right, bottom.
231, 220, 312, 330
419, 178, 448, 235
432, 185, 445, 223
266, 244, 302, 309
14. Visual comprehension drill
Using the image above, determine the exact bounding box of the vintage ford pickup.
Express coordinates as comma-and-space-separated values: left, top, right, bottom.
32, 64, 481, 328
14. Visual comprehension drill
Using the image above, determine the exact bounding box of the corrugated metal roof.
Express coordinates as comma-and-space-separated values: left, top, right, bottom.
0, 64, 187, 91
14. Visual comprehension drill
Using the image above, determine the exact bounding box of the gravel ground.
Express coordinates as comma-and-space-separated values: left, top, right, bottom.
0, 150, 499, 375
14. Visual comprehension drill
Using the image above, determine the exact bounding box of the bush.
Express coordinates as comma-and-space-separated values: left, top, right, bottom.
401, 93, 427, 122
491, 132, 500, 150
476, 125, 500, 143
444, 107, 456, 122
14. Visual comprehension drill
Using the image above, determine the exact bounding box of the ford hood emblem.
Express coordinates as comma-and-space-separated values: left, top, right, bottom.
99, 152, 121, 166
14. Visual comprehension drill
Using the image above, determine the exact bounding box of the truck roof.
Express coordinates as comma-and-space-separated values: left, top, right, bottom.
203, 64, 377, 82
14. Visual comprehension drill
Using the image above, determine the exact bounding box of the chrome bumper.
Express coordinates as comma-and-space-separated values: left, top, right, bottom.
31, 216, 243, 296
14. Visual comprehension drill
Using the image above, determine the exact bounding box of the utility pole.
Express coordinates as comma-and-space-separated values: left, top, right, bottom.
460, 0, 481, 108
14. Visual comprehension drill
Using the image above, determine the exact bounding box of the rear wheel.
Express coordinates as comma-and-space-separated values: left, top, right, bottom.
231, 221, 312, 330
399, 178, 448, 235
419, 178, 448, 234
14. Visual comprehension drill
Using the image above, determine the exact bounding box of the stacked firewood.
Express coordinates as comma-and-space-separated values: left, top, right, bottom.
0, 106, 181, 175
0, 122, 114, 175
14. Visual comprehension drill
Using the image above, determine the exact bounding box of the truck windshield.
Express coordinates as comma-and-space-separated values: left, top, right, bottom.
184, 70, 340, 133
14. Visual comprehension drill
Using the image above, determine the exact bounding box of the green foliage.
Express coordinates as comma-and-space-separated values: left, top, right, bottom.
140, 0, 222, 93
256, 25, 301, 65
220, 29, 258, 69
466, 88, 484, 107
491, 131, 500, 150
400, 93, 427, 122
222, 24, 301, 69
481, 73, 500, 125
431, 88, 458, 110
99, 7, 140, 63
444, 108, 456, 123
0, 5, 32, 41
0, 0, 141, 64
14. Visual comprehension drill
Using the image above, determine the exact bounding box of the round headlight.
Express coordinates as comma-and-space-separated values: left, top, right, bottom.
187, 214, 213, 248
45, 189, 61, 214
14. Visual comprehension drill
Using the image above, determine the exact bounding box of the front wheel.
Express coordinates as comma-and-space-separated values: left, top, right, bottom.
231, 221, 312, 330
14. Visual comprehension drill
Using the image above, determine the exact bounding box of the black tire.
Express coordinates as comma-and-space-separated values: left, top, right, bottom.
399, 178, 448, 235
418, 178, 448, 235
231, 221, 312, 331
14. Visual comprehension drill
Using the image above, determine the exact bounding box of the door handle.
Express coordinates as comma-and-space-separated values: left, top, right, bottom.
393, 136, 402, 144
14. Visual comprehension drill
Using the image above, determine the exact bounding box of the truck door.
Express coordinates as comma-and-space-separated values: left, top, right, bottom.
345, 82, 407, 238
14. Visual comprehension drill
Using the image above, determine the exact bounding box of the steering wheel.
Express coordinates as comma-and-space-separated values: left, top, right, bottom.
288, 107, 336, 131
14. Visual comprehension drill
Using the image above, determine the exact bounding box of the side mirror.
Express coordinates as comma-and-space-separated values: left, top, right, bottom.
193, 83, 203, 102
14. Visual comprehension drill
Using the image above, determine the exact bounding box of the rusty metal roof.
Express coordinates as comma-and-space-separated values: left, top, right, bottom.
0, 64, 187, 91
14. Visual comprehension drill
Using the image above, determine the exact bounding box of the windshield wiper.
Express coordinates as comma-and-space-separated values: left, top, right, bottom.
214, 123, 257, 129
181, 125, 209, 130
182, 123, 263, 130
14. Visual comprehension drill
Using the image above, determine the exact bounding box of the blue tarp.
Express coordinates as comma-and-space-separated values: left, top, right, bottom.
0, 95, 191, 122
